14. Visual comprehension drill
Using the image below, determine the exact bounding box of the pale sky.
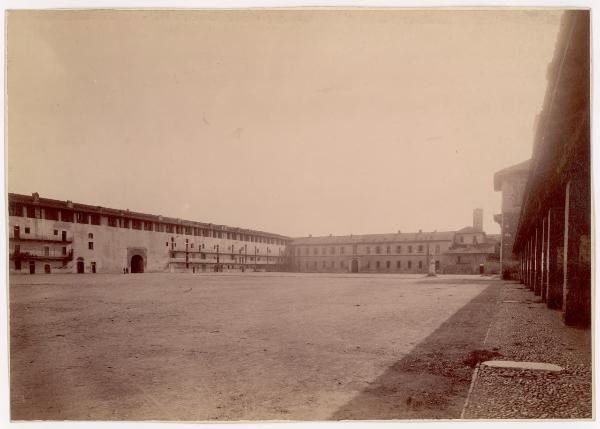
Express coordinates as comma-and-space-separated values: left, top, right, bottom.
7, 9, 563, 237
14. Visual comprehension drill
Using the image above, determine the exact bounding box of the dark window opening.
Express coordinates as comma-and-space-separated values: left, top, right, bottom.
88, 242, 94, 250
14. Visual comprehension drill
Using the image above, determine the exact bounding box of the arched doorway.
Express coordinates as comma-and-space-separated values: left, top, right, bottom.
351, 259, 359, 273
131, 254, 144, 273
77, 259, 84, 274
44, 264, 51, 274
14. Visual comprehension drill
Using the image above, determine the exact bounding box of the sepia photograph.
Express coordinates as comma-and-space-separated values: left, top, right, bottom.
3, 2, 594, 424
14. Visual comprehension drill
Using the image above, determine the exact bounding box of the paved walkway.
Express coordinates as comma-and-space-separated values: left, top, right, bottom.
462, 281, 592, 419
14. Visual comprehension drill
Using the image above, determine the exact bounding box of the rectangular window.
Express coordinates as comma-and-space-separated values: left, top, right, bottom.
24, 227, 30, 234
386, 260, 390, 269
396, 245, 402, 253
376, 261, 380, 269
386, 246, 391, 254
418, 245, 424, 253
322, 261, 326, 268
408, 261, 412, 269
330, 247, 335, 255
408, 245, 413, 253
62, 247, 67, 255
419, 261, 423, 269
376, 246, 381, 254
366, 247, 371, 255
396, 260, 401, 268
53, 229, 58, 236
88, 242, 94, 250
340, 247, 345, 254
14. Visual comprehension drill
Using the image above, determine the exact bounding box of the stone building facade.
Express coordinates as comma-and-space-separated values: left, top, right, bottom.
513, 11, 590, 326
290, 231, 455, 274
9, 192, 500, 276
290, 210, 499, 275
8, 193, 289, 274
493, 160, 530, 279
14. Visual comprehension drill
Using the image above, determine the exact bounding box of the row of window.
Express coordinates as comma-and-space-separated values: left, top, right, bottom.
166, 238, 279, 254
301, 259, 433, 270
295, 244, 442, 256
9, 203, 285, 245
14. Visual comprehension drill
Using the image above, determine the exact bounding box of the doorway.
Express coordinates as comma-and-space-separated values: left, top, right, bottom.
29, 261, 35, 274
351, 259, 359, 273
44, 264, 51, 274
77, 259, 84, 273
131, 255, 144, 273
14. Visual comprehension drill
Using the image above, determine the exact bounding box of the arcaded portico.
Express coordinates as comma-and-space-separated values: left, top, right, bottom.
513, 11, 590, 326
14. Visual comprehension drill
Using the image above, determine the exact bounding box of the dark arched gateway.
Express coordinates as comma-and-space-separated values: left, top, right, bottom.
351, 259, 359, 273
77, 258, 84, 274
131, 254, 144, 273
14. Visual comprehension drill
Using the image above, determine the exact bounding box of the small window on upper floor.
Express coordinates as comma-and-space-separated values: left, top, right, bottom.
88, 241, 94, 250
88, 233, 94, 239
418, 245, 423, 252
54, 230, 58, 236
24, 227, 30, 234
396, 245, 402, 253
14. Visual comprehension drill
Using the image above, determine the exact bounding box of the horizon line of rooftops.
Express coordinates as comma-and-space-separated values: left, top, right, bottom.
8, 192, 492, 246
8, 192, 288, 245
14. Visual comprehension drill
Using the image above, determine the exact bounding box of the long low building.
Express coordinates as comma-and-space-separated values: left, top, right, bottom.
8, 193, 500, 276
290, 211, 500, 275
8, 192, 290, 274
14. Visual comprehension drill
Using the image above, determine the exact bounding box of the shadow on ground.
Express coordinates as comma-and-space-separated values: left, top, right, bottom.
331, 282, 505, 420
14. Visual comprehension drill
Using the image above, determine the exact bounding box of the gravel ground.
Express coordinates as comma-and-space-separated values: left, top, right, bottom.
10, 273, 501, 421
462, 282, 592, 419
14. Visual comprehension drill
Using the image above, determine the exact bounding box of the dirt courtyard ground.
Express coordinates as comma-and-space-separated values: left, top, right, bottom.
10, 273, 505, 421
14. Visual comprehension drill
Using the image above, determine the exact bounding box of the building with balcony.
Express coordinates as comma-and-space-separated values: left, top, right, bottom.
8, 192, 289, 274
